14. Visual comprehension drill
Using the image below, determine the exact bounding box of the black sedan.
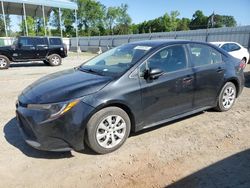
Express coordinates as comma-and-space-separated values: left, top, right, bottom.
16, 40, 245, 154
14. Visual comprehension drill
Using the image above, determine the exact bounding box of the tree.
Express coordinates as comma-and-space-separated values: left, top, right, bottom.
189, 10, 208, 30
208, 14, 237, 28
19, 16, 36, 36
177, 18, 190, 31
77, 0, 105, 36
106, 6, 120, 35
114, 4, 132, 35
0, 16, 5, 36
0, 15, 11, 37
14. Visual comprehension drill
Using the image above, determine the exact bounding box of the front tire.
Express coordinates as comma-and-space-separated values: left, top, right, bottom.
48, 54, 62, 66
216, 82, 236, 112
85, 107, 131, 154
0, 55, 10, 70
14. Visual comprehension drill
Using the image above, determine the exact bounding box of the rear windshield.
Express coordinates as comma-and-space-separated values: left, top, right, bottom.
49, 38, 62, 45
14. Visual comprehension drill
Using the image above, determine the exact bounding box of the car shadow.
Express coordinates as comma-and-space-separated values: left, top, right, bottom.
3, 118, 73, 159
244, 70, 250, 88
166, 149, 250, 188
10, 62, 47, 68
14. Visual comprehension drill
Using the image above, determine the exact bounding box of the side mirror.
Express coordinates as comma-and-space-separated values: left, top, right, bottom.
144, 68, 164, 80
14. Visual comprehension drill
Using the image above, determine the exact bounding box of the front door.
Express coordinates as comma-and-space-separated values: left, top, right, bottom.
16, 37, 36, 60
139, 44, 195, 128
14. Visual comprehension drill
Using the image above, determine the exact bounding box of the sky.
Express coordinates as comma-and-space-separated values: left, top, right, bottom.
7, 0, 250, 32
101, 0, 250, 25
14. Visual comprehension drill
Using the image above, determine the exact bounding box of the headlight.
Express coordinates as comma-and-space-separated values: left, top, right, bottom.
27, 99, 80, 119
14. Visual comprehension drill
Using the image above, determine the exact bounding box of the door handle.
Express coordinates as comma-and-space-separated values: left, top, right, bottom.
182, 76, 193, 85
216, 67, 224, 73
30, 46, 35, 50
183, 76, 193, 82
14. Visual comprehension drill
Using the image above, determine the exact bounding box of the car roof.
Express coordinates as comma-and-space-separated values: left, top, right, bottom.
19, 36, 62, 39
210, 41, 241, 45
128, 39, 206, 47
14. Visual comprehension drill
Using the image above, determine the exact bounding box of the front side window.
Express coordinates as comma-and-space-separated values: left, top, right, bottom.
80, 44, 153, 77
146, 45, 187, 73
190, 44, 222, 66
19, 38, 34, 46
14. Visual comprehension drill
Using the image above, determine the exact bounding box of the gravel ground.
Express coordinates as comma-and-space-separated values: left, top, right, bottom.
0, 53, 250, 188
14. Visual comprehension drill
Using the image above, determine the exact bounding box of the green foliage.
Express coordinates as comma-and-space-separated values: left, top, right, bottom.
189, 10, 208, 30
0, 16, 4, 36
0, 15, 11, 37
10, 0, 238, 37
208, 14, 236, 28
19, 16, 36, 36
177, 18, 191, 31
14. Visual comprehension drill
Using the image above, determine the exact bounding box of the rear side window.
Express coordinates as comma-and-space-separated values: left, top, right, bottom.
35, 38, 48, 46
19, 38, 34, 46
190, 44, 222, 66
49, 38, 62, 45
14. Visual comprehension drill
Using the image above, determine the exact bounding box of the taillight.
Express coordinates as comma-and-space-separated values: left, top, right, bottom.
239, 60, 246, 70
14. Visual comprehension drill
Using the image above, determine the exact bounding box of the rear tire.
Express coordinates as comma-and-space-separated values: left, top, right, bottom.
215, 82, 236, 112
48, 54, 62, 66
85, 107, 131, 154
0, 55, 10, 70
242, 58, 247, 64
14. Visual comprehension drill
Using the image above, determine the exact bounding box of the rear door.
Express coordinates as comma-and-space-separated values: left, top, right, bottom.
139, 44, 195, 128
35, 37, 49, 58
188, 43, 225, 108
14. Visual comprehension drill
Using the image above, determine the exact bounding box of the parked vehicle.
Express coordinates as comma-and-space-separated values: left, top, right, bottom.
211, 42, 249, 64
0, 36, 67, 69
16, 40, 245, 154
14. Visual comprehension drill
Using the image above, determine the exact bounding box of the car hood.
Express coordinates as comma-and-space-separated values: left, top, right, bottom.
19, 68, 113, 104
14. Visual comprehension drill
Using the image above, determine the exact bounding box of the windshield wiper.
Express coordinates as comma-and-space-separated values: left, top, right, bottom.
78, 67, 103, 76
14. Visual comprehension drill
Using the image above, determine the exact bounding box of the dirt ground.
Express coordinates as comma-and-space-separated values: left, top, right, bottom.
0, 53, 250, 188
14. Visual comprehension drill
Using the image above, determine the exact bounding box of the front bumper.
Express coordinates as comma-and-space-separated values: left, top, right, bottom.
16, 101, 94, 152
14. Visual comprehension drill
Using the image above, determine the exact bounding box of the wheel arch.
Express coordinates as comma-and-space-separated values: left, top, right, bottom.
0, 54, 11, 61
94, 101, 136, 133
224, 78, 240, 98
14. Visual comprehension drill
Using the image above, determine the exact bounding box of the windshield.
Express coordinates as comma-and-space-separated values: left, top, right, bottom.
80, 44, 153, 77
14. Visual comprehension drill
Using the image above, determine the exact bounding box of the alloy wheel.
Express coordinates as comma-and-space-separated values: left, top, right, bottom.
51, 56, 60, 65
0, 58, 7, 68
222, 86, 236, 109
96, 115, 126, 149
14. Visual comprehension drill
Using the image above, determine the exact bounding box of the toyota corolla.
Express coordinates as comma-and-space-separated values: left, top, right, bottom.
16, 40, 245, 154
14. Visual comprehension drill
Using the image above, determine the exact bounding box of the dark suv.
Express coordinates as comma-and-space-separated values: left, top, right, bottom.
0, 36, 67, 69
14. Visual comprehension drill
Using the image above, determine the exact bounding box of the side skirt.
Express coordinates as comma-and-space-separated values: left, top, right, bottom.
141, 106, 213, 130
